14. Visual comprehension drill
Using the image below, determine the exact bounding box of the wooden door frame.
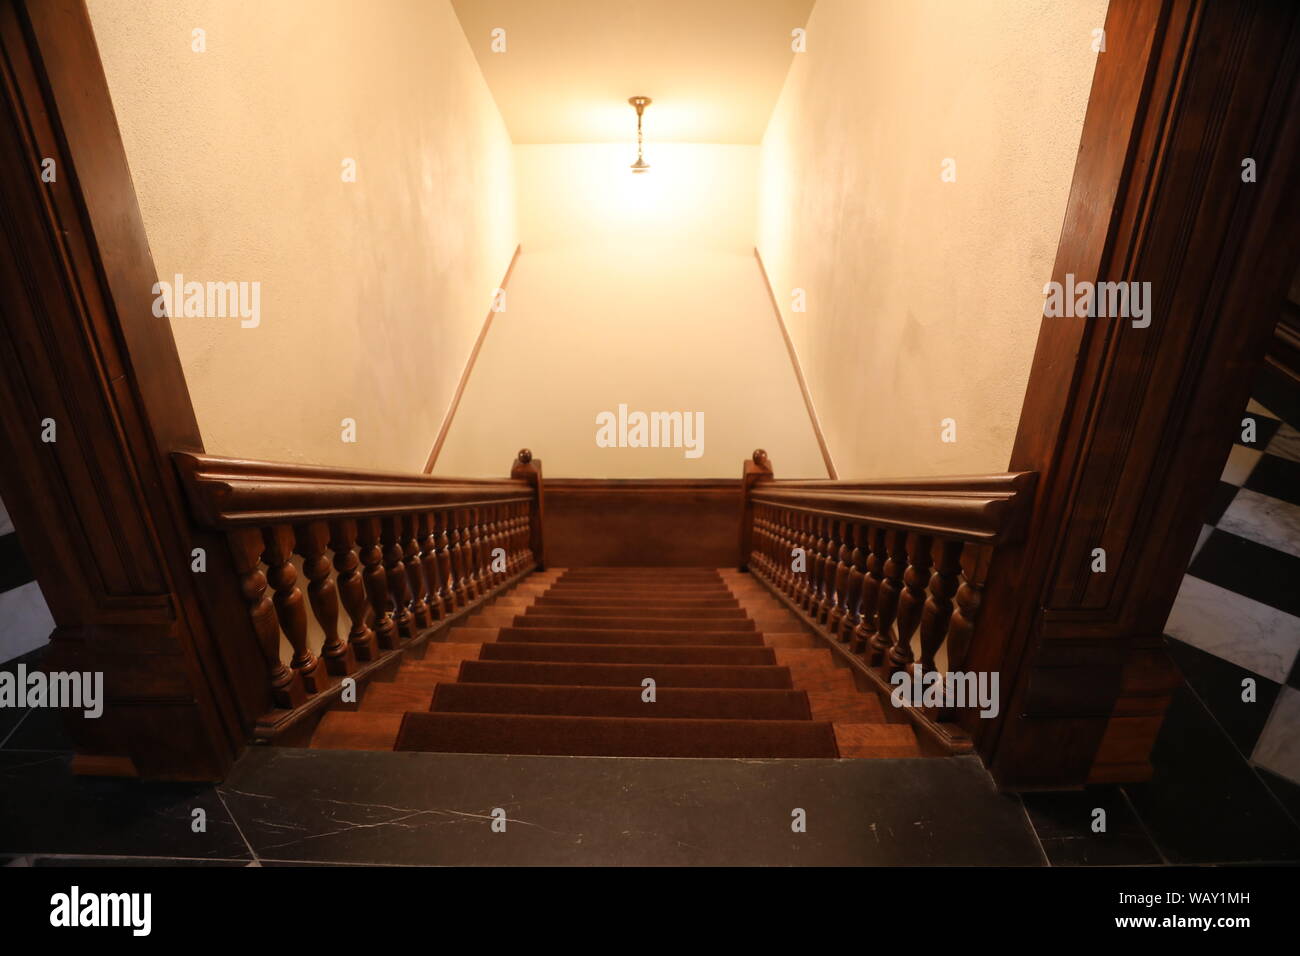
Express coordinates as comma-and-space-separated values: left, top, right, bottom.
0, 0, 253, 779
967, 0, 1300, 787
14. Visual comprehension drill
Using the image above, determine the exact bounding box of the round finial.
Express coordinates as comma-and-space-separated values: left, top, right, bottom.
517, 448, 533, 464
752, 449, 768, 465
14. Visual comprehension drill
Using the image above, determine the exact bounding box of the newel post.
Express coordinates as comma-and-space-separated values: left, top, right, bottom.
511, 448, 546, 571
739, 449, 774, 571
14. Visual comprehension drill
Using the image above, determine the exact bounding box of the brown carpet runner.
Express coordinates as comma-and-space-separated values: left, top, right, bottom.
390, 567, 842, 758
396, 712, 839, 758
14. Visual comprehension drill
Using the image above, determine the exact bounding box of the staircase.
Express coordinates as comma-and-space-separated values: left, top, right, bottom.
310, 567, 921, 759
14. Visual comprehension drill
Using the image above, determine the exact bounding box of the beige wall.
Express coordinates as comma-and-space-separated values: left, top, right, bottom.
434, 143, 829, 478
758, 0, 1107, 478
87, 0, 517, 472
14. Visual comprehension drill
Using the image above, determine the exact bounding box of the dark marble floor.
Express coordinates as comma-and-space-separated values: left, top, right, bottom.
3, 642, 1300, 866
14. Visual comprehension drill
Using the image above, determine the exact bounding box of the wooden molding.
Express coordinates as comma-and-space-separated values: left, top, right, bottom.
752, 247, 838, 479
175, 452, 531, 528
423, 243, 522, 473
968, 0, 1300, 788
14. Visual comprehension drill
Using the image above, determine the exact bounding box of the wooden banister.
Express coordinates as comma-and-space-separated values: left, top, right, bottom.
175, 450, 544, 738
738, 451, 1036, 754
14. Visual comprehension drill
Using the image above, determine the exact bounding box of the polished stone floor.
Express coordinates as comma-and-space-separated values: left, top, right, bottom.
3, 642, 1299, 866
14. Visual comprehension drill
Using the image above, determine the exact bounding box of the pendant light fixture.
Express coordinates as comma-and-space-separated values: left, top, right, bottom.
628, 96, 651, 173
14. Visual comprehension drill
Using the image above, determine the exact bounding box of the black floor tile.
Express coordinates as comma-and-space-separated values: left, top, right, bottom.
220, 748, 1045, 866
1124, 686, 1300, 863
1021, 786, 1161, 866
1245, 453, 1300, 507
1165, 637, 1280, 756
1187, 529, 1300, 619
1290, 653, 1300, 691
1256, 768, 1300, 829
1202, 481, 1240, 525
0, 533, 34, 593
1, 703, 76, 752
0, 752, 250, 860
1253, 363, 1300, 428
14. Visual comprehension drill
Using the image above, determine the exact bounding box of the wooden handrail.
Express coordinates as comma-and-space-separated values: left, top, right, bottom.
738, 450, 1037, 754
751, 472, 1036, 544
175, 452, 533, 527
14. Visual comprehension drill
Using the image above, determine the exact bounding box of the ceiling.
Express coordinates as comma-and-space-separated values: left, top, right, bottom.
451, 0, 816, 144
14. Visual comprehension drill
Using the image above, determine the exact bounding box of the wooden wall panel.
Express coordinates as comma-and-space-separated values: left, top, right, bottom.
544, 480, 740, 568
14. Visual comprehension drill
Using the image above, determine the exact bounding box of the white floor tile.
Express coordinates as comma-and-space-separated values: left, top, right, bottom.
1164, 575, 1300, 683
1218, 488, 1300, 558
1265, 423, 1300, 464
1220, 444, 1262, 485
1253, 686, 1300, 786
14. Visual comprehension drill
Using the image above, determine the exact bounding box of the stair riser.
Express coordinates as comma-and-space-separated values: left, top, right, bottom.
395, 712, 839, 758
512, 616, 755, 632
480, 642, 776, 665
495, 627, 765, 646
430, 683, 812, 720
521, 606, 749, 619
458, 660, 795, 689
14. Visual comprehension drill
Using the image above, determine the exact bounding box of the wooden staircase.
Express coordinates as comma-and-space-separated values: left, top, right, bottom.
310, 567, 921, 758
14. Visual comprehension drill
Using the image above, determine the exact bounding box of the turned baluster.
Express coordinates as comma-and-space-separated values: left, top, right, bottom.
779, 509, 798, 592
402, 513, 431, 629
806, 516, 828, 612
329, 519, 376, 661
838, 523, 866, 643
819, 519, 845, 625
887, 533, 935, 675
228, 527, 301, 709
357, 518, 399, 649
465, 506, 484, 599
263, 524, 325, 693
447, 509, 470, 606
438, 510, 463, 608
811, 515, 832, 613
867, 529, 906, 664
852, 526, 887, 655
296, 521, 354, 676
794, 513, 815, 605
418, 513, 446, 620
381, 517, 416, 639
946, 546, 990, 674
482, 506, 499, 588
761, 506, 778, 579
827, 520, 852, 632
766, 507, 784, 588
918, 539, 964, 677
502, 504, 516, 580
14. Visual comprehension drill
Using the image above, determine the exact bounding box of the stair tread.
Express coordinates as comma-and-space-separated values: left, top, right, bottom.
311, 710, 403, 749
832, 723, 922, 759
